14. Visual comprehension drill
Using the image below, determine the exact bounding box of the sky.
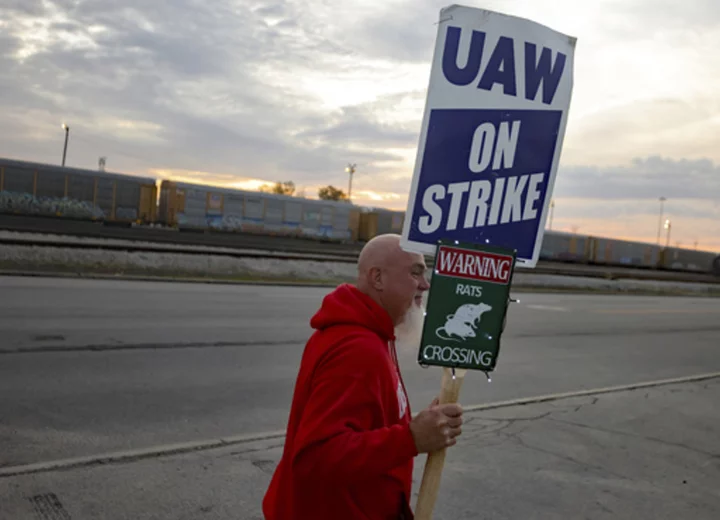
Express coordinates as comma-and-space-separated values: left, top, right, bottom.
1, 0, 719, 252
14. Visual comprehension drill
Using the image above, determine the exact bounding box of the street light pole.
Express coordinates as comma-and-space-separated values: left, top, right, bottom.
664, 219, 671, 248
345, 163, 356, 202
656, 196, 666, 245
549, 199, 555, 230
61, 123, 70, 167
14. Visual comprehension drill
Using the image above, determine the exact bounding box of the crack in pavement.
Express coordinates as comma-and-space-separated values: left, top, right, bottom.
547, 417, 720, 460
459, 412, 555, 443
461, 414, 540, 447
460, 419, 514, 442
543, 396, 600, 415
594, 498, 615, 515
473, 411, 555, 423
465, 401, 671, 486
507, 431, 632, 481
229, 443, 285, 458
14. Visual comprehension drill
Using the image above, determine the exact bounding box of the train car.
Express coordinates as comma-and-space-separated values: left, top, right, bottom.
587, 235, 662, 268
0, 157, 157, 224
158, 180, 362, 241
357, 208, 405, 242
538, 230, 591, 262
658, 246, 719, 273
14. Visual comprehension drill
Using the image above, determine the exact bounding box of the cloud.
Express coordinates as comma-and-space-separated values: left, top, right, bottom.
605, 0, 720, 33
295, 94, 422, 148
0, 0, 719, 251
561, 97, 720, 166
550, 156, 720, 251
0, 0, 46, 17
555, 156, 720, 203
0, 0, 424, 188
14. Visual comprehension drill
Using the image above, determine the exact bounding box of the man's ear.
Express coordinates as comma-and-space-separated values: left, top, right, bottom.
369, 266, 383, 291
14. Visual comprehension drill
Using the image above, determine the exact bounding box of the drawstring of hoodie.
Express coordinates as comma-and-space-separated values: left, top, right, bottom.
389, 339, 411, 418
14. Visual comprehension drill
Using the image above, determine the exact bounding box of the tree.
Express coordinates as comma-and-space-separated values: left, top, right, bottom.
318, 185, 348, 201
259, 181, 295, 196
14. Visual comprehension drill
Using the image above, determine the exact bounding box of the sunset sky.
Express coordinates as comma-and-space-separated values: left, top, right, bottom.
1, 0, 718, 252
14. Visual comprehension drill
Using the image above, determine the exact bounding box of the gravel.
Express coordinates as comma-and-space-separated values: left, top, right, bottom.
1, 241, 719, 296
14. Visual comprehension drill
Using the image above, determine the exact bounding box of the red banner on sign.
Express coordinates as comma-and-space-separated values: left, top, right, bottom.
436, 245, 513, 284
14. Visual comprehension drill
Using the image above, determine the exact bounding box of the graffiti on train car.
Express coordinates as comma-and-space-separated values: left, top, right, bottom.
0, 191, 105, 219
0, 191, 141, 221
176, 209, 346, 240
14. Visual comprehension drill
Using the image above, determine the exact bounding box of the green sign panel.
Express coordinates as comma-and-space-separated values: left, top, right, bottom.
418, 239, 517, 372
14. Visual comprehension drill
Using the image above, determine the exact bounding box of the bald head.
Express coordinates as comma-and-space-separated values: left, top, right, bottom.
357, 234, 405, 278
356, 234, 429, 325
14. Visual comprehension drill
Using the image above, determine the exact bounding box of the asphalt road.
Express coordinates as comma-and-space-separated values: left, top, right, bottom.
1, 276, 720, 470
3, 378, 719, 519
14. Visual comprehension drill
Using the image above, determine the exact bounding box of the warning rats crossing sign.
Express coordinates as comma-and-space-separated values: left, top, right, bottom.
400, 5, 576, 267
418, 240, 516, 372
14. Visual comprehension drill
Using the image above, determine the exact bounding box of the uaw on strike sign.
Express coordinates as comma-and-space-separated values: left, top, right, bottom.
400, 5, 576, 268
409, 9, 576, 517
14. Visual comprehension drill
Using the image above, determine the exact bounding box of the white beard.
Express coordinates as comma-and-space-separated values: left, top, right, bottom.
394, 301, 427, 355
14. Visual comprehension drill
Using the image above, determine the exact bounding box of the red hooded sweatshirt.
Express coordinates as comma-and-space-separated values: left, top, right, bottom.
262, 283, 418, 520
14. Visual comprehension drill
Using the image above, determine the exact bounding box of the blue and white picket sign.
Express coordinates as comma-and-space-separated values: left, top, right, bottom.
400, 5, 576, 268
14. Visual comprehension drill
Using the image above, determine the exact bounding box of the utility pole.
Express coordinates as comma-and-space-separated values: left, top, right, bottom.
61, 123, 70, 167
656, 196, 666, 245
345, 163, 356, 202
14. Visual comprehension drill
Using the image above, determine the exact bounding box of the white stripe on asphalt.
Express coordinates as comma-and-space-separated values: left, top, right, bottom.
1, 370, 719, 479
525, 304, 570, 312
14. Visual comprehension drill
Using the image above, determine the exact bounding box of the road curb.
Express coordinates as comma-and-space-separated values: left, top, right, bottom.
2, 269, 719, 297
0, 269, 343, 288
0, 339, 308, 355
2, 371, 718, 479
0, 430, 286, 479
463, 371, 720, 412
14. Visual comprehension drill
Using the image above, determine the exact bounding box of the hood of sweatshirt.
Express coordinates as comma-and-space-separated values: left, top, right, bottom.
310, 283, 395, 342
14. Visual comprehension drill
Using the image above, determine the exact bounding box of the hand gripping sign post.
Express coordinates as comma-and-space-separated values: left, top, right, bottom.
401, 5, 576, 519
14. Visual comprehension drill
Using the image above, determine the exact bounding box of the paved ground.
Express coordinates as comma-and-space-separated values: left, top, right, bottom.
1, 378, 718, 520
0, 276, 719, 519
1, 276, 720, 470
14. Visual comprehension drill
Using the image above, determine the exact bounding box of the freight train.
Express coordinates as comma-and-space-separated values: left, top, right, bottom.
2, 156, 719, 276
0, 157, 157, 223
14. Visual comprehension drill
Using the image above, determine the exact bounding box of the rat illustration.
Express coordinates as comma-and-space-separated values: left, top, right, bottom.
435, 302, 493, 342
453, 302, 492, 325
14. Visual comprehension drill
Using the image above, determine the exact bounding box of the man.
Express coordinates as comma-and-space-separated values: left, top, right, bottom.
263, 233, 464, 519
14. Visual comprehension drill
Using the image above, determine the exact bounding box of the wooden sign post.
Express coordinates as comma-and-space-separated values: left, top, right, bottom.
414, 239, 517, 519
414, 366, 467, 519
